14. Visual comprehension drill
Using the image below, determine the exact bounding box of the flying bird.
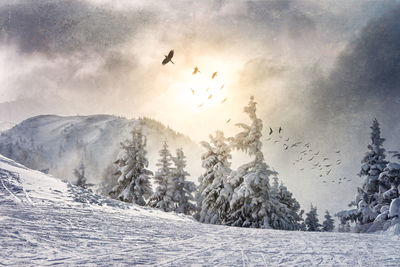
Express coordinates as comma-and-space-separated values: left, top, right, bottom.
212, 72, 218, 79
221, 98, 227, 103
278, 127, 282, 134
308, 156, 314, 161
162, 50, 174, 65
323, 158, 329, 161
291, 142, 302, 148
226, 119, 231, 123
336, 150, 340, 153
191, 88, 195, 95
208, 94, 212, 99
326, 169, 332, 175
285, 138, 290, 142
325, 164, 332, 167
269, 127, 273, 135
192, 66, 200, 75
283, 144, 289, 150
198, 103, 204, 108
220, 84, 224, 90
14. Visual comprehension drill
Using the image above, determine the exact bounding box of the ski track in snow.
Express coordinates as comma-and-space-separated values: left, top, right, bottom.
1, 156, 400, 266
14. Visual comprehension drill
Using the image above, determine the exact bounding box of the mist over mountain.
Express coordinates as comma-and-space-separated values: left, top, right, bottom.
0, 114, 202, 187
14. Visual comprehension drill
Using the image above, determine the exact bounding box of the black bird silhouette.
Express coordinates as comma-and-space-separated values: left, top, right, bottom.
283, 144, 289, 150
336, 150, 340, 153
269, 127, 273, 135
323, 158, 329, 161
192, 66, 200, 74
285, 138, 290, 142
323, 181, 327, 183
326, 169, 332, 175
162, 50, 174, 65
308, 156, 314, 161
278, 127, 282, 134
291, 142, 302, 148
325, 164, 332, 167
226, 119, 231, 123
212, 72, 218, 79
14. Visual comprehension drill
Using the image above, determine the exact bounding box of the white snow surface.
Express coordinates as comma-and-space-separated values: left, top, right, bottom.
1, 155, 400, 266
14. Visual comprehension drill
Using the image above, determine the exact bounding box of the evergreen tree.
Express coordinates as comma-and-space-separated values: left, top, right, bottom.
305, 204, 321, 231
337, 119, 389, 229
359, 119, 388, 195
148, 142, 175, 211
171, 148, 196, 215
197, 131, 232, 224
73, 161, 87, 188
269, 177, 303, 230
227, 96, 277, 228
322, 210, 335, 232
110, 125, 153, 205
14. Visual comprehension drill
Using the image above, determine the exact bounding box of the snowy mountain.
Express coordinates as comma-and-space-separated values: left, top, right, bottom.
0, 115, 202, 187
1, 154, 399, 265
0, 121, 15, 133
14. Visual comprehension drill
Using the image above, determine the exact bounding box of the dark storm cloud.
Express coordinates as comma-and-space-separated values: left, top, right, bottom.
0, 0, 153, 55
312, 6, 400, 123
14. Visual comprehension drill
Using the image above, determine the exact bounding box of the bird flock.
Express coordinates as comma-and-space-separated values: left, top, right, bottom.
162, 50, 227, 108
265, 127, 350, 185
162, 50, 348, 185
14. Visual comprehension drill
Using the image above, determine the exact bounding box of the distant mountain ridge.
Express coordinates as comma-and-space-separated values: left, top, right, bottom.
0, 114, 202, 185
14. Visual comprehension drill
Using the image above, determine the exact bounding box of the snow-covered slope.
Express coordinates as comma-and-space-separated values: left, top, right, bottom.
0, 121, 15, 132
1, 155, 400, 266
0, 115, 201, 186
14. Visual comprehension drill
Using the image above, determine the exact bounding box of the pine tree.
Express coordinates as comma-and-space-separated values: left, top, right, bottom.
359, 119, 388, 195
197, 131, 232, 224
268, 177, 303, 230
73, 161, 88, 189
227, 96, 277, 228
147, 142, 175, 211
110, 125, 153, 205
171, 148, 196, 215
305, 204, 321, 231
322, 210, 335, 232
337, 119, 388, 229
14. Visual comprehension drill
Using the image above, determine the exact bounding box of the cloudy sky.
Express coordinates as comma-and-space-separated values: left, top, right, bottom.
1, 0, 400, 215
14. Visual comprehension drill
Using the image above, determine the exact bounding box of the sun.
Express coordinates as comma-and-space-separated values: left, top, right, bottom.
176, 69, 228, 110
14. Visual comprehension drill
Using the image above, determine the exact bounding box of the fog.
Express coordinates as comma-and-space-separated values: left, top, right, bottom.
1, 0, 400, 216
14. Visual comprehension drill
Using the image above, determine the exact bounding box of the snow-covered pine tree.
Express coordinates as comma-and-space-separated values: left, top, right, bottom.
322, 210, 335, 232
305, 204, 321, 231
268, 177, 303, 230
73, 161, 88, 189
147, 141, 175, 211
227, 96, 277, 228
109, 125, 153, 205
337, 119, 389, 230
171, 148, 196, 215
197, 131, 232, 224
